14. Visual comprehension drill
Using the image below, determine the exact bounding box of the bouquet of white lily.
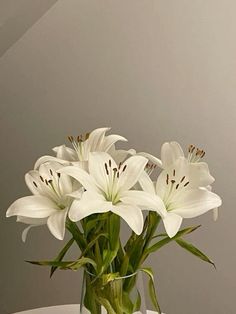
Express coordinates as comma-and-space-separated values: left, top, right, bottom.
6, 127, 222, 314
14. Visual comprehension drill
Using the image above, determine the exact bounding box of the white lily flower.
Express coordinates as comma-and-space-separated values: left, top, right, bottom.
34, 127, 127, 169
122, 158, 222, 238
59, 152, 149, 235
150, 141, 214, 185
161, 142, 219, 220
138, 141, 217, 220
6, 161, 74, 240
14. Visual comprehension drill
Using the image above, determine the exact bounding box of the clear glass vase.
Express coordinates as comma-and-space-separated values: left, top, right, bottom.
79, 269, 148, 314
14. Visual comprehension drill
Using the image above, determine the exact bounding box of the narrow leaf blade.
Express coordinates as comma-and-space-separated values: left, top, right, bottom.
26, 256, 97, 271
146, 225, 201, 255
139, 267, 161, 314
175, 238, 216, 268
50, 237, 74, 277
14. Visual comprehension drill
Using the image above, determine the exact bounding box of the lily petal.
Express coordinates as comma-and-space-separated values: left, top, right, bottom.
118, 155, 148, 192
139, 171, 156, 195
102, 134, 127, 152
213, 208, 219, 221
39, 162, 73, 195
67, 188, 84, 199
47, 208, 68, 240
6, 195, 57, 218
155, 157, 189, 199
17, 216, 47, 242
161, 142, 184, 168
52, 145, 77, 161
108, 146, 135, 164
137, 152, 162, 168
120, 190, 167, 218
58, 166, 99, 193
69, 198, 111, 222
17, 216, 47, 225
34, 155, 69, 169
71, 161, 88, 171
173, 189, 222, 218
112, 204, 144, 235
83, 127, 110, 157
88, 152, 116, 191
189, 162, 215, 187
25, 171, 42, 195
163, 213, 183, 238
22, 225, 34, 242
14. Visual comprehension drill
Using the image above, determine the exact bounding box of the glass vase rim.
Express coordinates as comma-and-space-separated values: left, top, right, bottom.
85, 269, 138, 280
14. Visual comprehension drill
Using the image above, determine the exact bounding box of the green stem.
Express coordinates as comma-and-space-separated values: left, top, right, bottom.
66, 219, 87, 251
140, 213, 161, 265
124, 214, 161, 293
108, 214, 115, 273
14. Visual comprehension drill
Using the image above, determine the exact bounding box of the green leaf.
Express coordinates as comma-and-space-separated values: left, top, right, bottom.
80, 233, 108, 259
84, 274, 101, 314
145, 225, 201, 256
128, 236, 145, 269
124, 231, 137, 253
70, 257, 97, 271
175, 238, 216, 268
151, 233, 169, 240
101, 272, 120, 285
109, 214, 120, 251
122, 291, 135, 314
26, 256, 97, 271
98, 214, 120, 276
50, 237, 74, 278
119, 254, 130, 277
95, 296, 116, 314
144, 213, 161, 249
139, 268, 161, 314
26, 260, 76, 268
84, 213, 108, 237
66, 220, 87, 250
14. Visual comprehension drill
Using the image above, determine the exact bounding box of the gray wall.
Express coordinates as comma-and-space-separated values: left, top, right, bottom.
0, 1, 235, 313
0, 0, 58, 57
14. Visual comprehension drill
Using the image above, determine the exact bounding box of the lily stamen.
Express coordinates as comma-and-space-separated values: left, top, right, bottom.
105, 163, 109, 175
145, 163, 156, 175
180, 176, 185, 183
188, 144, 206, 162
122, 165, 127, 172
163, 169, 192, 209
166, 174, 169, 185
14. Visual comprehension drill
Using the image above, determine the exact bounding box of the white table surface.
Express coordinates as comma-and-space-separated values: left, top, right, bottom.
14, 304, 161, 314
